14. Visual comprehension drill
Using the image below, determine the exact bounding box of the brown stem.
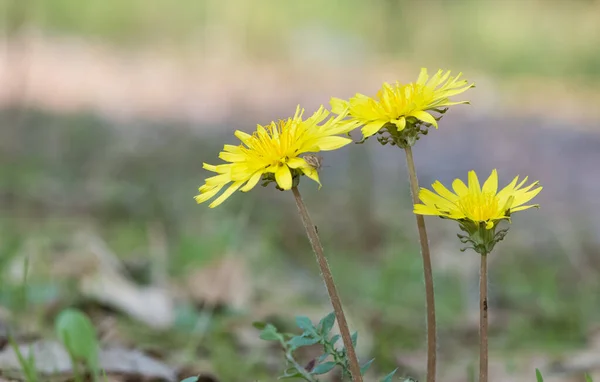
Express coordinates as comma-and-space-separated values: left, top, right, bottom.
291, 187, 363, 382
479, 254, 488, 382
404, 146, 437, 382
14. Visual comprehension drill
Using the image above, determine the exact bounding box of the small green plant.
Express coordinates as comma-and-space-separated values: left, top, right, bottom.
535, 368, 594, 381
55, 308, 100, 382
253, 312, 402, 381
8, 335, 39, 382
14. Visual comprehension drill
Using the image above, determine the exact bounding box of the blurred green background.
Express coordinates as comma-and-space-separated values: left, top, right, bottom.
1, 1, 600, 381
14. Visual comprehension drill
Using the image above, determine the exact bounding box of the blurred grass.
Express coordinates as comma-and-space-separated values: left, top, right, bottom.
2, 0, 600, 80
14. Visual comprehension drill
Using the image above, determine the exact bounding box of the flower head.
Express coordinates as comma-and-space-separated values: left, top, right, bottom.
414, 169, 541, 254
195, 105, 359, 208
414, 169, 542, 229
330, 68, 473, 143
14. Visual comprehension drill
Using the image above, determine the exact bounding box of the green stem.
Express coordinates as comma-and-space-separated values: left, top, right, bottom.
479, 253, 488, 382
291, 187, 363, 382
404, 146, 437, 382
285, 350, 319, 382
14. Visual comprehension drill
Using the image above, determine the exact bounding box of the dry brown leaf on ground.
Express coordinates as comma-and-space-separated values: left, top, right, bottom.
79, 264, 174, 329
63, 231, 175, 329
0, 340, 177, 382
185, 255, 252, 311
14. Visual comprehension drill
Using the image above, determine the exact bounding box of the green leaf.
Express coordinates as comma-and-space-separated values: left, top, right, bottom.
360, 358, 375, 375
295, 316, 317, 334
288, 335, 320, 348
380, 368, 398, 382
585, 374, 593, 382
252, 321, 267, 330
535, 369, 544, 382
330, 334, 341, 345
180, 377, 199, 382
312, 361, 336, 375
318, 312, 336, 337
259, 324, 283, 342
317, 353, 329, 363
351, 331, 358, 347
279, 368, 306, 380
55, 308, 99, 373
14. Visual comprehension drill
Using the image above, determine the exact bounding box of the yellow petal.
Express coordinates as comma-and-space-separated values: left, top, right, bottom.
418, 188, 456, 210
287, 157, 308, 169
361, 120, 385, 138
416, 68, 428, 85
392, 117, 406, 131
452, 179, 469, 196
411, 111, 438, 128
240, 171, 263, 192
208, 181, 244, 208
223, 144, 242, 153
512, 186, 542, 207
432, 181, 459, 201
330, 97, 350, 115
313, 136, 352, 151
219, 151, 245, 163
275, 165, 292, 190
203, 163, 218, 172
467, 170, 481, 193
496, 175, 520, 201
485, 221, 495, 229
510, 204, 540, 212
234, 130, 253, 145
204, 173, 231, 186
482, 169, 498, 194
414, 203, 445, 216
302, 167, 321, 188
195, 184, 225, 204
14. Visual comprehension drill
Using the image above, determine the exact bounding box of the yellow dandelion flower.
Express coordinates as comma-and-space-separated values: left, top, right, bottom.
330, 68, 474, 139
195, 105, 359, 208
414, 169, 542, 229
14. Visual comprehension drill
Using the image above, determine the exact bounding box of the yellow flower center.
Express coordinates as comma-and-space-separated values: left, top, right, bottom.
456, 192, 499, 222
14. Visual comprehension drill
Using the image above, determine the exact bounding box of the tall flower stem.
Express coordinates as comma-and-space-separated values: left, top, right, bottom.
404, 146, 437, 382
479, 253, 489, 382
291, 186, 363, 382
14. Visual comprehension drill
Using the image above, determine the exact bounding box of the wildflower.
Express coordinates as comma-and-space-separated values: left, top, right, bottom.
330, 68, 473, 145
195, 105, 359, 208
414, 169, 542, 254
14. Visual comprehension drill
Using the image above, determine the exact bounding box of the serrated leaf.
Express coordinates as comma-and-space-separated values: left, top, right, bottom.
330, 334, 341, 345
312, 361, 336, 375
252, 321, 267, 330
585, 373, 593, 382
318, 312, 336, 337
55, 308, 99, 373
351, 331, 358, 347
288, 335, 320, 348
380, 368, 398, 382
295, 316, 317, 334
259, 324, 283, 341
360, 358, 375, 375
535, 369, 543, 382
180, 377, 199, 382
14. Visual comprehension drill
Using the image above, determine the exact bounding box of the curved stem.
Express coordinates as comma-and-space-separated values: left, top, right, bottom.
291, 187, 363, 382
285, 350, 319, 382
404, 146, 437, 382
479, 254, 488, 382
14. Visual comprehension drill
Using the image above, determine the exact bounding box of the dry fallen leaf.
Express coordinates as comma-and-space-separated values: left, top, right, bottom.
0, 341, 177, 382
185, 255, 252, 311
